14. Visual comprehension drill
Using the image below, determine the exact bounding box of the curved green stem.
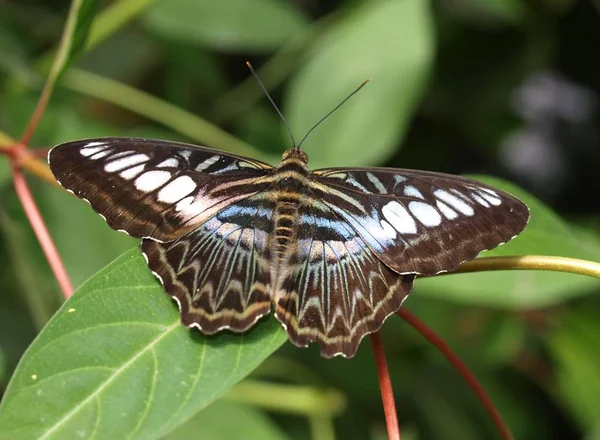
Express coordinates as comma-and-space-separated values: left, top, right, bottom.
448, 255, 600, 279
63, 68, 267, 159
225, 380, 346, 417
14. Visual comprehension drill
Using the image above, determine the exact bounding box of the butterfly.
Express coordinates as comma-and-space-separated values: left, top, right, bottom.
49, 136, 529, 358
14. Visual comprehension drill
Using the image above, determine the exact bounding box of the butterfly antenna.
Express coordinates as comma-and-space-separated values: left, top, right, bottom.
297, 79, 370, 150
246, 61, 297, 148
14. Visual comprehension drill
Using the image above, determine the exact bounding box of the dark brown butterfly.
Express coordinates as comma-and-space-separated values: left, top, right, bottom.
49, 136, 529, 358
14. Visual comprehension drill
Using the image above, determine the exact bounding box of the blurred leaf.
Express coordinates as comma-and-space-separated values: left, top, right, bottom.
162, 400, 290, 440
286, 0, 434, 168
0, 200, 61, 329
40, 182, 137, 288
143, 0, 308, 52
0, 20, 38, 84
451, 0, 528, 25
0, 249, 287, 439
480, 315, 526, 363
547, 309, 600, 431
477, 0, 527, 23
0, 346, 5, 384
416, 177, 600, 308
0, 159, 9, 187
33, 0, 99, 109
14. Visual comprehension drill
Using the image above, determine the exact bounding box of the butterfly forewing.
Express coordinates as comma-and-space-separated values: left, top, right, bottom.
49, 138, 273, 242
311, 168, 529, 276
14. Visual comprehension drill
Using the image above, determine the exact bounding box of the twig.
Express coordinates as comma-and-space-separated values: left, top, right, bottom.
11, 163, 74, 298
370, 332, 400, 440
449, 255, 600, 279
397, 309, 513, 440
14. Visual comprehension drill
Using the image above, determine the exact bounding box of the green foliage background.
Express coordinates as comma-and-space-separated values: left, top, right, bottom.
0, 0, 599, 439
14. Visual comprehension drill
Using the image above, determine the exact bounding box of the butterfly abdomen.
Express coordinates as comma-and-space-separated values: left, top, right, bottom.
271, 155, 309, 256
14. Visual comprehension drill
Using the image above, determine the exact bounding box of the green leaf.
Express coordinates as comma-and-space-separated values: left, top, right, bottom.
0, 19, 38, 85
0, 198, 62, 329
415, 177, 600, 308
35, 0, 99, 99
162, 400, 290, 440
0, 157, 9, 187
286, 0, 434, 168
41, 183, 137, 288
452, 0, 528, 25
0, 249, 287, 440
0, 347, 5, 384
547, 309, 600, 431
143, 0, 308, 52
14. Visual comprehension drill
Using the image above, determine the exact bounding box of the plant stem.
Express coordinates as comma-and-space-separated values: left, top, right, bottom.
309, 415, 336, 440
63, 68, 267, 160
370, 332, 400, 440
21, 0, 86, 146
452, 255, 600, 279
11, 164, 74, 298
397, 309, 513, 440
226, 379, 346, 417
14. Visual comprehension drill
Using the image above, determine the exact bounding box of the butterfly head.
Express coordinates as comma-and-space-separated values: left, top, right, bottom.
281, 148, 308, 164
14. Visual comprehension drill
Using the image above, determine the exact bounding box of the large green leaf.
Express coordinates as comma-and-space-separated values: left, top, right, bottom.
0, 347, 5, 384
162, 400, 290, 440
415, 177, 600, 308
547, 309, 600, 432
143, 0, 308, 52
285, 0, 434, 168
0, 249, 287, 440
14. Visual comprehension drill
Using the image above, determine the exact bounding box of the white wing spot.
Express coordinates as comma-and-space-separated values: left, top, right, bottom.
346, 177, 370, 193
175, 196, 194, 212
404, 185, 424, 199
434, 189, 474, 216
379, 219, 398, 239
480, 187, 499, 196
382, 201, 417, 234
89, 149, 112, 160
478, 189, 502, 206
367, 173, 387, 194
471, 192, 491, 207
436, 200, 458, 220
105, 154, 149, 172
135, 170, 172, 192
179, 198, 208, 218
120, 164, 145, 180
157, 158, 179, 168
408, 201, 442, 226
195, 155, 220, 171
158, 176, 196, 203
80, 146, 105, 157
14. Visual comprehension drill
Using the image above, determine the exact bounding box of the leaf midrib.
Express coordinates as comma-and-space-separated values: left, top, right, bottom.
39, 322, 180, 440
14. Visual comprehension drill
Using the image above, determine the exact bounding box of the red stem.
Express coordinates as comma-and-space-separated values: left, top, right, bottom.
11, 163, 74, 298
397, 309, 513, 440
370, 332, 401, 440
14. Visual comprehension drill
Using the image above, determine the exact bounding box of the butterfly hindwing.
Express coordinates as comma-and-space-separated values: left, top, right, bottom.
141, 193, 274, 333
272, 199, 415, 357
49, 138, 273, 242
312, 167, 529, 276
